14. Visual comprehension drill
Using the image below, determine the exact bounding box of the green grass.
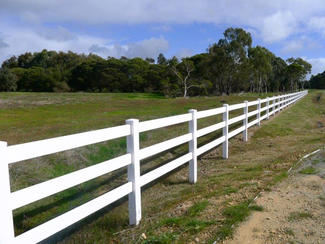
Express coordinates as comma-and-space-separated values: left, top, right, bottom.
311, 159, 321, 165
273, 172, 288, 184
212, 202, 251, 241
284, 227, 295, 236
248, 204, 264, 211
223, 187, 239, 195
2, 90, 325, 243
186, 200, 209, 217
299, 166, 318, 174
160, 217, 214, 234
142, 232, 179, 244
288, 211, 313, 221
152, 200, 213, 241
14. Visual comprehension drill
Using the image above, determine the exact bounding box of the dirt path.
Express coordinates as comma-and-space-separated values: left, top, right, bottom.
226, 149, 325, 244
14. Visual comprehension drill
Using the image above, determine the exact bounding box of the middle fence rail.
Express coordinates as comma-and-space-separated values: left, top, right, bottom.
0, 90, 308, 244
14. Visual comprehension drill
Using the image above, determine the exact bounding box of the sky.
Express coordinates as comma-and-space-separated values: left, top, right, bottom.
1, 0, 325, 76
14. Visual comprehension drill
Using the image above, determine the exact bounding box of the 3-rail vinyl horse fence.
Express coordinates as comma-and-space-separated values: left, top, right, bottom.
0, 90, 307, 243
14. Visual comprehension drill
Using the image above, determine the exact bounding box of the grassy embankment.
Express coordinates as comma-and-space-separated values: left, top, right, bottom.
0, 90, 324, 243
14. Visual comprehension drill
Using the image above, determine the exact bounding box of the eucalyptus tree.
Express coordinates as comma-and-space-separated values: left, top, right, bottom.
170, 57, 200, 97
286, 58, 312, 91
0, 67, 17, 91
269, 56, 287, 92
309, 71, 325, 89
206, 28, 252, 95
206, 43, 232, 95
157, 53, 167, 65
248, 46, 273, 93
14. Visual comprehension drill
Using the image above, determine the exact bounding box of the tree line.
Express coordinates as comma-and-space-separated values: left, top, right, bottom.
0, 28, 312, 96
309, 71, 325, 89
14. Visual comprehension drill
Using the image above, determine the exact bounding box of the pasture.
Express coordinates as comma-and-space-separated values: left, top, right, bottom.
1, 91, 324, 243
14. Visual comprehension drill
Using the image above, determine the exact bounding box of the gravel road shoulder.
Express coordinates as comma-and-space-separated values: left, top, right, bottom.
226, 149, 325, 244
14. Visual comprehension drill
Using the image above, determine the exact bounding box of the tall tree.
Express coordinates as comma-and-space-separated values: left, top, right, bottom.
269, 57, 287, 92
0, 67, 18, 91
309, 72, 325, 89
206, 28, 252, 95
248, 46, 273, 93
170, 58, 200, 97
157, 53, 167, 65
286, 58, 312, 91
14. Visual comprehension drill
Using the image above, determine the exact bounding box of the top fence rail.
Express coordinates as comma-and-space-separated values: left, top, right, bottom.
0, 90, 308, 244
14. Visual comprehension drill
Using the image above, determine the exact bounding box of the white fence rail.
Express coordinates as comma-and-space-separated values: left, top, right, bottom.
0, 90, 308, 243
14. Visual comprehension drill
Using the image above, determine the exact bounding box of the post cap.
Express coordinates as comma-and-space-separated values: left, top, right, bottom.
188, 109, 197, 113
125, 119, 139, 124
0, 141, 7, 147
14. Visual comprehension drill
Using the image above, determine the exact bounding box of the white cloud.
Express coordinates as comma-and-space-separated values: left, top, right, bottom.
308, 16, 325, 35
1, 0, 325, 62
2, 0, 325, 43
0, 22, 169, 63
0, 38, 9, 49
260, 11, 297, 43
281, 40, 303, 54
152, 25, 172, 32
306, 58, 325, 76
127, 37, 169, 58
175, 49, 193, 59
0, 24, 110, 62
281, 35, 323, 56
88, 37, 169, 59
40, 26, 77, 42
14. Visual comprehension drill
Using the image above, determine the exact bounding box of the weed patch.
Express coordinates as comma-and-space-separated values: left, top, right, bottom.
142, 232, 179, 244
288, 211, 313, 222
299, 166, 318, 174
212, 201, 251, 241
223, 187, 239, 195
273, 172, 288, 184
186, 200, 209, 217
284, 227, 295, 236
248, 204, 264, 211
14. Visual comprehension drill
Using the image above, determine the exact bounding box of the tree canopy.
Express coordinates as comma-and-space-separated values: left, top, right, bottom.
0, 27, 312, 96
309, 71, 325, 89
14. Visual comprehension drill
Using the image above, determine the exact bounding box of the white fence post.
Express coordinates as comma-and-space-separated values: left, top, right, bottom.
257, 98, 261, 126
0, 141, 15, 244
286, 96, 290, 107
273, 96, 276, 116
289, 95, 291, 106
266, 97, 269, 120
282, 97, 286, 109
126, 119, 141, 226
243, 101, 248, 142
222, 104, 229, 159
188, 109, 197, 183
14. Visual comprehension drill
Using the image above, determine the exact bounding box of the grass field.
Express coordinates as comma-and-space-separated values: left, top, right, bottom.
1, 90, 324, 243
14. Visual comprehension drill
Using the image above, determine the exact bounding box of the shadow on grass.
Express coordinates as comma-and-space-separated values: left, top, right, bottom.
14, 119, 251, 242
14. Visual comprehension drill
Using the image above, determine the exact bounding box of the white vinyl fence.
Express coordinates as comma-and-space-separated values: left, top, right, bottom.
0, 90, 307, 243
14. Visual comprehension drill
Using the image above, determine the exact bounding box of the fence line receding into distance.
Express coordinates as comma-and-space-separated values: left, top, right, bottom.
0, 90, 308, 244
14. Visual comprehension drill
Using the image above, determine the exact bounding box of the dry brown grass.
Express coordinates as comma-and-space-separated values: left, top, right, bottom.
3, 91, 324, 243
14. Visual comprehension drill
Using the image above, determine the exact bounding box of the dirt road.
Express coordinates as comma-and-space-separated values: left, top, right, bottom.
226, 149, 325, 244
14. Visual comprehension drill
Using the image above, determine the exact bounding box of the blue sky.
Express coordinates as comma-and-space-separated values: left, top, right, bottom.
1, 0, 325, 75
